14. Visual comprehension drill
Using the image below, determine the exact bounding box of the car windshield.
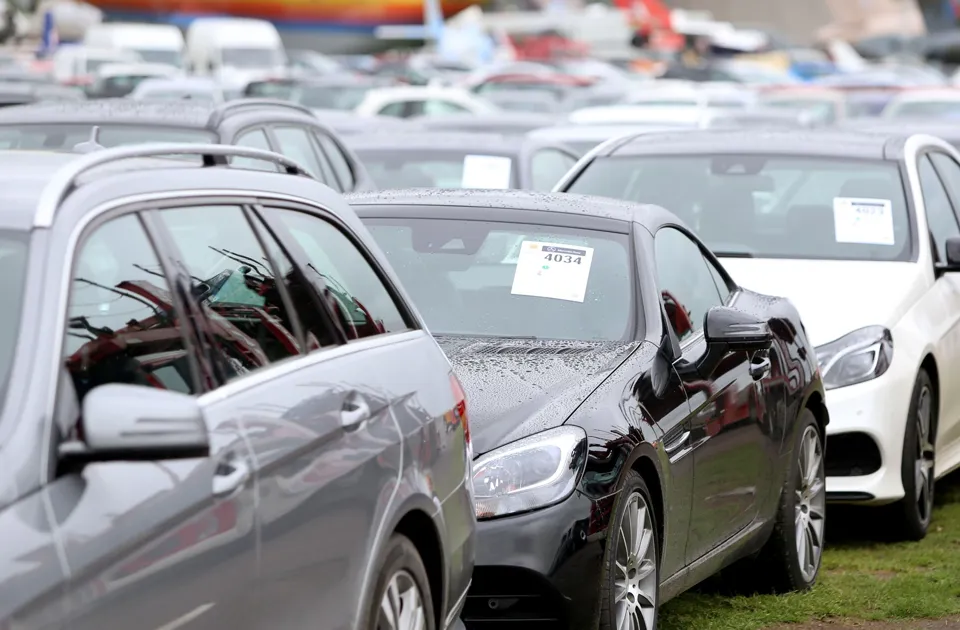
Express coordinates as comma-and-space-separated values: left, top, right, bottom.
363, 217, 633, 340
0, 231, 28, 406
566, 154, 912, 261
355, 149, 516, 189
221, 47, 282, 69
293, 84, 373, 110
0, 124, 216, 150
132, 49, 182, 67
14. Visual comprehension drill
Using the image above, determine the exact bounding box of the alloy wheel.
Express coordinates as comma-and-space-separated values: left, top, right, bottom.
795, 425, 826, 583
614, 491, 657, 630
915, 385, 935, 527
377, 569, 427, 630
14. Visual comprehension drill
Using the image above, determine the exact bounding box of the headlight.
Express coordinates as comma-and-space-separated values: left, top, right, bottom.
472, 426, 587, 520
815, 325, 893, 390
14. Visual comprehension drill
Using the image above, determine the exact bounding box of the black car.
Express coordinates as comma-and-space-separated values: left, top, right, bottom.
0, 97, 372, 193
349, 189, 828, 629
345, 131, 580, 192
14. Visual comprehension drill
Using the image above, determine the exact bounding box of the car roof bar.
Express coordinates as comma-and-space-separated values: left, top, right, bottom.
208, 98, 314, 125
35, 143, 313, 228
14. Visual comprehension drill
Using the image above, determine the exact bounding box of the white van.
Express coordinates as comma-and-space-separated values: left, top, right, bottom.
185, 17, 286, 76
82, 23, 185, 69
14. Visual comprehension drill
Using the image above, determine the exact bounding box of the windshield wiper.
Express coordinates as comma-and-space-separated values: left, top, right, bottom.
714, 251, 755, 258
434, 332, 538, 340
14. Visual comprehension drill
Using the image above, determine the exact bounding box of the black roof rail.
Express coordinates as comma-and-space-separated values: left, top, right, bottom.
208, 98, 314, 126
35, 143, 313, 228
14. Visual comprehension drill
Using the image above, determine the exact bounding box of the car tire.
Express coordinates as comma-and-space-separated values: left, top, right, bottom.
367, 534, 436, 630
598, 469, 660, 630
893, 369, 936, 541
755, 408, 826, 593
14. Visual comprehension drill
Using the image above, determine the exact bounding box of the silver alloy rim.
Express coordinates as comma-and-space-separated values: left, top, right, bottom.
614, 491, 657, 630
795, 425, 826, 583
915, 385, 935, 526
377, 569, 426, 630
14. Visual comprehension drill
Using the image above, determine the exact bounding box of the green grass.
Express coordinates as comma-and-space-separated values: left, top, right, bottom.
658, 472, 960, 630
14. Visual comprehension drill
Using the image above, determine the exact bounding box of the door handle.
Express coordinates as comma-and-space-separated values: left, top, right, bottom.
341, 395, 371, 431
663, 430, 691, 454
212, 458, 251, 498
749, 356, 772, 381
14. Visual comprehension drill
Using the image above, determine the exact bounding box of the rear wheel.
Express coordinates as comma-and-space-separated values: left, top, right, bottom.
369, 534, 435, 630
892, 369, 936, 541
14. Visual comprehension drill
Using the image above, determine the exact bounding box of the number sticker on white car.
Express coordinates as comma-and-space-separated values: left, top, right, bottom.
833, 197, 895, 245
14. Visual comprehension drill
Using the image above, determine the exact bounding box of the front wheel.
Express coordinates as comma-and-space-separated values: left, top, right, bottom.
892, 369, 936, 541
368, 534, 435, 630
599, 470, 660, 630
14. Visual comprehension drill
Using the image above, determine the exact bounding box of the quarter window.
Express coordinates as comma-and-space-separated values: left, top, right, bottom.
315, 132, 355, 191
919, 155, 960, 262
424, 100, 470, 116
272, 127, 324, 180
929, 153, 960, 225
531, 149, 577, 191
654, 227, 723, 342
64, 214, 197, 401
159, 205, 304, 382
269, 208, 409, 339
233, 128, 278, 172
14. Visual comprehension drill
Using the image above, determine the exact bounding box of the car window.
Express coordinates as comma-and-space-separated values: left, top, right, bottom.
531, 149, 578, 191
378, 102, 408, 117
63, 214, 197, 402
654, 227, 723, 342
158, 205, 306, 382
314, 132, 355, 191
424, 99, 471, 116
918, 154, 960, 262
232, 128, 278, 172
0, 123, 216, 150
0, 231, 27, 410
269, 208, 409, 340
272, 126, 325, 181
705, 255, 733, 304
929, 153, 960, 226
355, 148, 515, 190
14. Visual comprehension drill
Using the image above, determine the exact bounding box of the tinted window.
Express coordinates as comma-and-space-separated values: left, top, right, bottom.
271, 209, 408, 339
0, 124, 216, 150
378, 102, 408, 117
424, 99, 470, 115
64, 214, 197, 401
0, 231, 28, 405
294, 85, 372, 110
918, 155, 960, 262
233, 128, 278, 172
355, 148, 515, 190
315, 132, 355, 191
364, 217, 633, 341
655, 227, 722, 342
272, 127, 324, 180
159, 206, 304, 381
567, 154, 912, 262
531, 149, 577, 191
930, 153, 960, 223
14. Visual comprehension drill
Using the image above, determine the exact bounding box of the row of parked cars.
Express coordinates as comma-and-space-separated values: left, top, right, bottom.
2, 91, 959, 630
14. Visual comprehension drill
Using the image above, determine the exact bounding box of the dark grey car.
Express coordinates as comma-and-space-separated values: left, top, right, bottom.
0, 144, 474, 630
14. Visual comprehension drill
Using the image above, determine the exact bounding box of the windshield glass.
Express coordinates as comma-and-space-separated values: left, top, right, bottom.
0, 124, 216, 150
355, 149, 516, 190
364, 217, 633, 340
0, 231, 28, 404
221, 47, 282, 69
293, 85, 373, 110
567, 154, 911, 261
133, 49, 182, 67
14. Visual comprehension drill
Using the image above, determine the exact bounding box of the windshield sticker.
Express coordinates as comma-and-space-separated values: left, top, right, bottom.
510, 241, 595, 303
833, 197, 895, 246
461, 155, 513, 189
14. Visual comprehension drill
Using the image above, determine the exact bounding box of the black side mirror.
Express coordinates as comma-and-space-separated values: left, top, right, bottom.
704, 306, 773, 351
935, 235, 960, 277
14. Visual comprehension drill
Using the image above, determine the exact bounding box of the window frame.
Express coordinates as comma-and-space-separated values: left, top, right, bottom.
312, 130, 356, 192
232, 126, 280, 172
265, 124, 337, 186
916, 150, 960, 265
927, 150, 960, 232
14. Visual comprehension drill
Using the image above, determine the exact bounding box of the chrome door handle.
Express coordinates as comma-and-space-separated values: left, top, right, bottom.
663, 430, 691, 454
749, 357, 772, 381
213, 458, 251, 498
341, 396, 371, 431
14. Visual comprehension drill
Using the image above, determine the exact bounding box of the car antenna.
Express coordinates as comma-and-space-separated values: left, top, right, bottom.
73, 126, 105, 153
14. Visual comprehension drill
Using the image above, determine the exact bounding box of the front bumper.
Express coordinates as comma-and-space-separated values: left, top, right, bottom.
462, 491, 609, 630
824, 368, 915, 504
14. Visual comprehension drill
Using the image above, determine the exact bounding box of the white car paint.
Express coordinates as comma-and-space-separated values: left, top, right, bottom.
354, 86, 500, 117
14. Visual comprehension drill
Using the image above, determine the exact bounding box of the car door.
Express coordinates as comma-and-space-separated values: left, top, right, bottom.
652, 226, 767, 565
45, 211, 260, 630
529, 147, 579, 191
918, 152, 960, 455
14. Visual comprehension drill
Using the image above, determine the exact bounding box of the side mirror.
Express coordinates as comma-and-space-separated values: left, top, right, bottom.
936, 235, 960, 277
704, 305, 773, 351
60, 384, 210, 464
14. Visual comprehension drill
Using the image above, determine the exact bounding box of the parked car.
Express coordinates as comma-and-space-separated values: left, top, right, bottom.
0, 143, 474, 630
129, 77, 225, 103
85, 62, 181, 99
0, 98, 372, 193
349, 188, 828, 628
557, 128, 960, 540
412, 112, 566, 136
354, 86, 499, 118
345, 131, 579, 191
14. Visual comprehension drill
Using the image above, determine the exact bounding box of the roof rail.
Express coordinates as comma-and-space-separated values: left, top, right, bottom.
208, 98, 314, 126
35, 143, 313, 228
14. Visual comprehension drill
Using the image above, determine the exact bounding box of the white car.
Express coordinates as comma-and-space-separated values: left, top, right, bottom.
555, 127, 960, 540
353, 86, 499, 118
881, 88, 960, 120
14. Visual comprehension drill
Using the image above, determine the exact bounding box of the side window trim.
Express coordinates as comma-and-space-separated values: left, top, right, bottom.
311, 129, 355, 192
918, 152, 960, 263
928, 151, 960, 223
264, 125, 335, 185
233, 126, 280, 172
255, 201, 421, 333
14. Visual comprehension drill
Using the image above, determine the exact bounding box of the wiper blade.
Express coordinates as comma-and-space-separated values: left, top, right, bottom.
714, 251, 755, 258
434, 332, 539, 340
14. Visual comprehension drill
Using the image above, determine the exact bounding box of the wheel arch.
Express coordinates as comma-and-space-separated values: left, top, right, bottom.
803, 389, 828, 445
629, 452, 665, 555
920, 353, 940, 438
393, 507, 445, 627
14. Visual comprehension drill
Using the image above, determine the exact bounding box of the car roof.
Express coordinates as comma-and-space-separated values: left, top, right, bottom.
345, 131, 527, 153
840, 118, 960, 144
600, 128, 910, 160
345, 188, 673, 229
0, 98, 216, 128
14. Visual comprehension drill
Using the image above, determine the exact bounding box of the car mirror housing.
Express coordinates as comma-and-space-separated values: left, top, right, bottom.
935, 235, 960, 277
704, 305, 773, 351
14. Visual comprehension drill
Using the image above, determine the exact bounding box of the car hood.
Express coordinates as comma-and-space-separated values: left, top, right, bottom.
720, 258, 926, 347
435, 336, 638, 456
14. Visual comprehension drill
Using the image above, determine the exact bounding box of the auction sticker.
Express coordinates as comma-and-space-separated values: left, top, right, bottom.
510, 240, 595, 302
461, 155, 513, 189
833, 197, 895, 245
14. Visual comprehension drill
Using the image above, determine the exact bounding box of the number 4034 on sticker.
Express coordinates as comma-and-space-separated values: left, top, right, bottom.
544, 252, 583, 264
